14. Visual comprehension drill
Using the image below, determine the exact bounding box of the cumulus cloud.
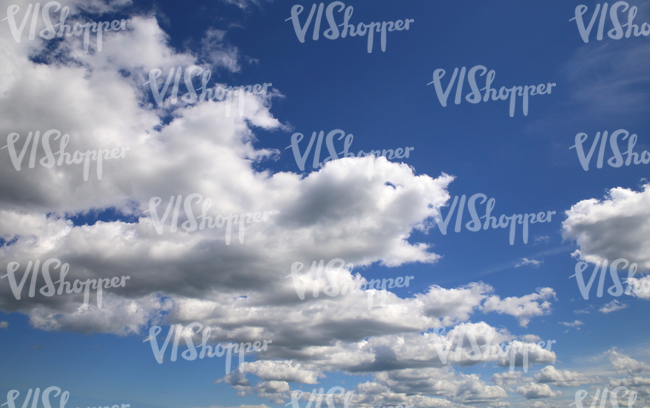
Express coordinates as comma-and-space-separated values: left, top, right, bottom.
520, 334, 542, 343
493, 341, 556, 371
603, 349, 650, 406
373, 368, 507, 404
0, 321, 7, 328
627, 275, 650, 299
516, 383, 560, 399
482, 288, 555, 327
534, 366, 596, 387
0, 3, 565, 407
237, 361, 323, 384
607, 349, 650, 375
563, 185, 650, 270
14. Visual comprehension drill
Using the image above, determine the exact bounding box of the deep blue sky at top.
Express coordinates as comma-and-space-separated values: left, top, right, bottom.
2, 0, 650, 407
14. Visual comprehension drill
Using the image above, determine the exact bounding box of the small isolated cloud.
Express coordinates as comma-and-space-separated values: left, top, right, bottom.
516, 383, 560, 399
599, 300, 628, 314
0, 321, 7, 328
534, 236, 550, 244
563, 184, 650, 269
515, 258, 542, 268
559, 320, 584, 330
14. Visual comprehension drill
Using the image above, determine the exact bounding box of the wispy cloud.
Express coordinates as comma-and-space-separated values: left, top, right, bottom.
515, 258, 543, 268
560, 320, 584, 331
599, 300, 628, 314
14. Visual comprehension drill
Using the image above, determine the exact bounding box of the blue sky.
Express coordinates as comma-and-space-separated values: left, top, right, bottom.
1, 0, 650, 407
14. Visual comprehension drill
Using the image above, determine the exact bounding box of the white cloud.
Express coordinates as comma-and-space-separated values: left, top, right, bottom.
0, 321, 7, 328
627, 275, 650, 299
563, 184, 650, 270
482, 288, 555, 327
493, 341, 556, 371
0, 5, 567, 407
520, 334, 542, 343
236, 361, 323, 384
373, 368, 507, 404
607, 349, 650, 374
599, 300, 628, 314
534, 366, 596, 387
516, 383, 560, 399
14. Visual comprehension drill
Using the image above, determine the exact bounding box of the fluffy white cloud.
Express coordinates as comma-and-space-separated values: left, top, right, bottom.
563, 185, 650, 270
0, 3, 565, 407
237, 361, 323, 384
482, 288, 555, 327
373, 368, 507, 404
520, 334, 542, 343
493, 341, 556, 371
534, 366, 596, 387
607, 349, 650, 374
516, 383, 560, 399
627, 275, 650, 299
